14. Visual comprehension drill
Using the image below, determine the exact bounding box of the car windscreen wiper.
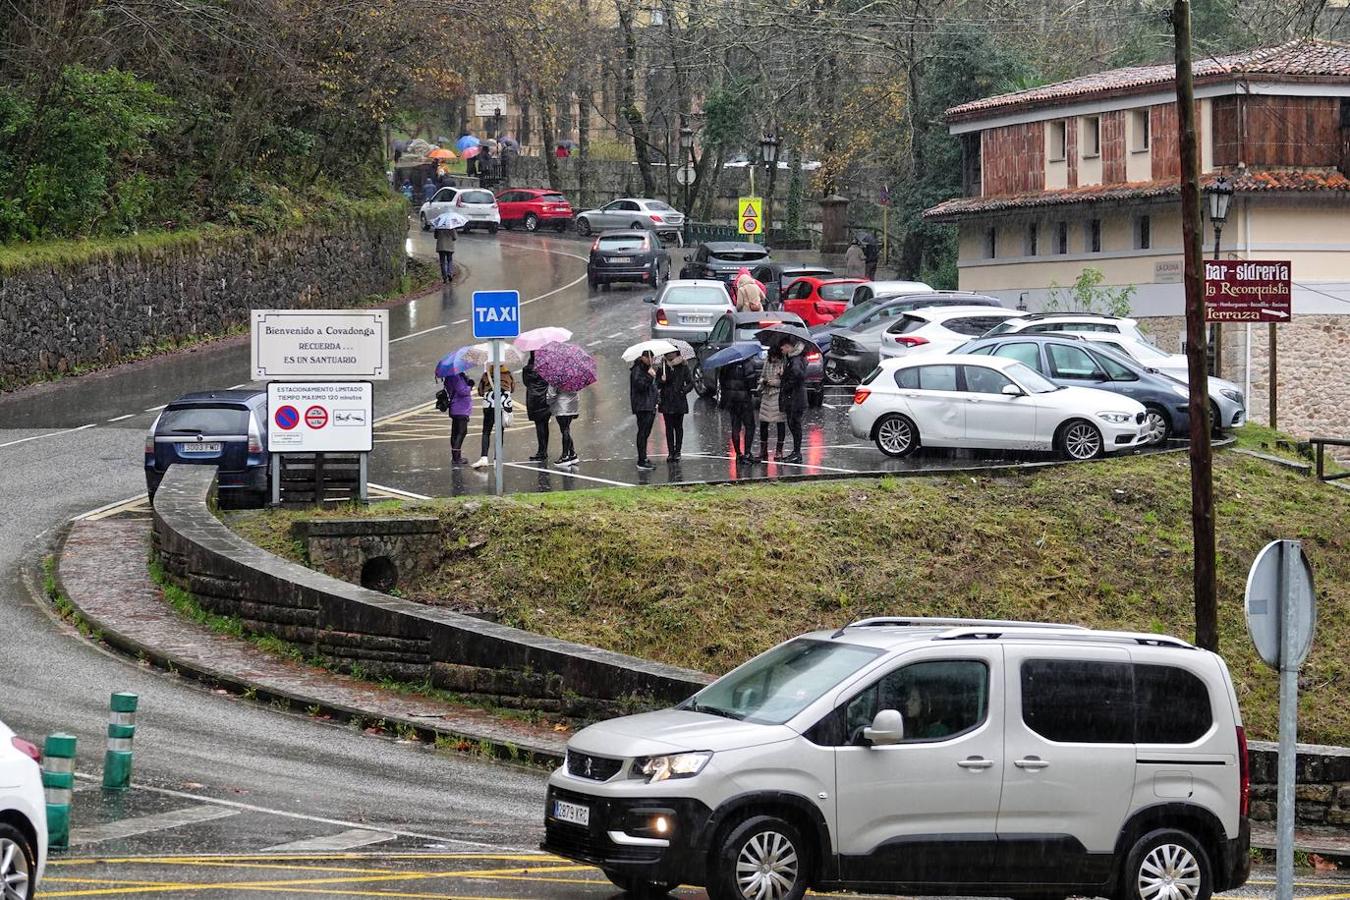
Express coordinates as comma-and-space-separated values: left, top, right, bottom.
686, 701, 745, 721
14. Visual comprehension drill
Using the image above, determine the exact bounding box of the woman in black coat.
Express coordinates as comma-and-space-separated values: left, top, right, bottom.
657, 352, 694, 461
718, 358, 759, 465
778, 338, 809, 463
522, 353, 552, 462
630, 352, 659, 469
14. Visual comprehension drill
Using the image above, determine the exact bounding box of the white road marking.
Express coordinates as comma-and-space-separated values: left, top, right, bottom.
105, 413, 136, 423
69, 804, 239, 845
629, 323, 645, 330
261, 828, 396, 853
366, 483, 433, 501
389, 324, 448, 344
0, 423, 96, 449
607, 332, 624, 339
451, 318, 467, 325
145, 404, 166, 412
502, 461, 633, 487
821, 402, 837, 409
586, 339, 604, 347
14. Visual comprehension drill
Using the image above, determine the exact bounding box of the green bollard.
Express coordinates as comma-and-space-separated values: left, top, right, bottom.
42, 733, 77, 851
102, 692, 139, 791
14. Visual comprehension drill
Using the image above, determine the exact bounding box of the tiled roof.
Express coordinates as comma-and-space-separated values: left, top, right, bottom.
922, 170, 1350, 222
946, 39, 1350, 122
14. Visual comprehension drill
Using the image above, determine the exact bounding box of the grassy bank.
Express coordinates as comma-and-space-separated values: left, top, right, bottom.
226, 449, 1350, 745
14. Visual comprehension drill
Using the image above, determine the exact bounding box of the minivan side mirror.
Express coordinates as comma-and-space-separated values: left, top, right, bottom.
1001, 383, 1025, 397
643, 295, 656, 304
863, 709, 905, 746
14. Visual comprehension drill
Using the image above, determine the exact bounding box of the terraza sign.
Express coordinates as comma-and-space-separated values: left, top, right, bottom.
1204, 260, 1292, 323
251, 309, 390, 381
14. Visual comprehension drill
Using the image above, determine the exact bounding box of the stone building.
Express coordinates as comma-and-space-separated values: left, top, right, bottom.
924, 39, 1350, 442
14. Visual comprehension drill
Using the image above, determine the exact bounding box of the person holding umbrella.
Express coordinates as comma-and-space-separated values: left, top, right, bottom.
778, 337, 809, 463
719, 356, 758, 465
525, 336, 595, 467
435, 220, 457, 283
547, 384, 580, 466
522, 352, 552, 462
756, 342, 788, 463
435, 351, 476, 466
630, 351, 659, 470
658, 350, 693, 462
472, 366, 515, 469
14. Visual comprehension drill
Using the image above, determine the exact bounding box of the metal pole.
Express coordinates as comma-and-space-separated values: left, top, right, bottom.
1275, 539, 1300, 900
491, 339, 504, 496
1269, 322, 1278, 430
1213, 225, 1223, 378
358, 452, 368, 503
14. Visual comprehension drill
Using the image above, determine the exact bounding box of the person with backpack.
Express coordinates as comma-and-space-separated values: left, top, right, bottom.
441, 372, 474, 465
471, 366, 514, 469
657, 350, 693, 461
718, 357, 758, 465
522, 353, 551, 462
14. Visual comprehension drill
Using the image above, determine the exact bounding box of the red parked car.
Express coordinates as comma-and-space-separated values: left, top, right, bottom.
780, 277, 868, 326
495, 188, 573, 232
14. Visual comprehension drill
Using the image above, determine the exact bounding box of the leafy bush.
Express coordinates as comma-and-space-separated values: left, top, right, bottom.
1044, 267, 1137, 316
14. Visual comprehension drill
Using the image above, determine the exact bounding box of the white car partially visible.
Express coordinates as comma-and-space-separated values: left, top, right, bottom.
448, 188, 500, 233
0, 718, 46, 900
849, 354, 1148, 460
877, 307, 1023, 361
418, 187, 459, 229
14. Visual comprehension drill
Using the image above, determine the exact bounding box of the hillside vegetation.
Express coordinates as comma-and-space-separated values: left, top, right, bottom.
228, 451, 1350, 745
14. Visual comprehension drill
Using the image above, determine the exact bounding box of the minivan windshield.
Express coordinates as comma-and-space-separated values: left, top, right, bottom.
682, 639, 882, 725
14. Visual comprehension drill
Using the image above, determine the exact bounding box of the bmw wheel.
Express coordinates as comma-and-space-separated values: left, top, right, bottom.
576, 217, 592, 236
1142, 405, 1170, 446
523, 213, 539, 232
1059, 419, 1104, 460
1122, 828, 1211, 900
874, 414, 918, 458
0, 823, 35, 900
709, 815, 808, 900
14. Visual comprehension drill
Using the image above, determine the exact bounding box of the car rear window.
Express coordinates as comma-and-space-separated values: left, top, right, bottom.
460, 190, 494, 204
819, 284, 855, 301
711, 250, 769, 262
159, 406, 250, 435
598, 235, 647, 251
645, 200, 674, 211
540, 193, 568, 203
945, 315, 1014, 336
662, 286, 728, 305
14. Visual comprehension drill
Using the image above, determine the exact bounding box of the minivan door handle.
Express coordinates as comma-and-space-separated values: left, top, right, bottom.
956, 756, 995, 770
1014, 756, 1050, 770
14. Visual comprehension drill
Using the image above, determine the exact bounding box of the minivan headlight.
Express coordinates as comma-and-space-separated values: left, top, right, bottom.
633, 751, 712, 783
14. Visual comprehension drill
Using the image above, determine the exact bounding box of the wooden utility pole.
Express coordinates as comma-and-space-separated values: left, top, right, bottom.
1173, 0, 1219, 651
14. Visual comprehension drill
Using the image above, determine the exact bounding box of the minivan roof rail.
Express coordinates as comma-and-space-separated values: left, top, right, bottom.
935, 627, 1196, 649
831, 617, 1085, 638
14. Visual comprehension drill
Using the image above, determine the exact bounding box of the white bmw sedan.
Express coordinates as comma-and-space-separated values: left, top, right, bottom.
0, 717, 45, 900
849, 354, 1148, 460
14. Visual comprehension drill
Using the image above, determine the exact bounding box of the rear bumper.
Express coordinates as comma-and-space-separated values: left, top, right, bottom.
652, 325, 713, 343
1216, 817, 1251, 891
591, 264, 658, 283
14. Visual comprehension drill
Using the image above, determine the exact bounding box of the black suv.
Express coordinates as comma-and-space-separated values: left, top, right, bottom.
679, 241, 771, 289
587, 229, 671, 290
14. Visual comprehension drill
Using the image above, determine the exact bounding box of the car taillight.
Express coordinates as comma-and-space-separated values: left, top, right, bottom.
656, 309, 669, 326
248, 436, 263, 454
650, 215, 663, 223
145, 432, 155, 455
1237, 726, 1250, 817
11, 737, 40, 764
806, 349, 822, 362
853, 388, 871, 405
895, 335, 929, 347
591, 238, 601, 252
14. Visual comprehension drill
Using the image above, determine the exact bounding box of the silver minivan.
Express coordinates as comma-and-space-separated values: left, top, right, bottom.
543, 618, 1250, 900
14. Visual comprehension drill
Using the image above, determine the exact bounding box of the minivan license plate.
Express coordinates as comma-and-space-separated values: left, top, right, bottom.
179, 442, 222, 453
553, 799, 589, 827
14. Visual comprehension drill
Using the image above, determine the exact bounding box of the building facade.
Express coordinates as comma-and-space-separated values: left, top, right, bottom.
924, 40, 1350, 440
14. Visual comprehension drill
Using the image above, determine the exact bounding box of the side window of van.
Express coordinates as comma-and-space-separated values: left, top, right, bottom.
807, 660, 989, 746
1021, 659, 1133, 743
1135, 664, 1212, 743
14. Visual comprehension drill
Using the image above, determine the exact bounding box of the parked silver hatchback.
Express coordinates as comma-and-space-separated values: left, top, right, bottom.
646, 279, 736, 343
543, 617, 1251, 900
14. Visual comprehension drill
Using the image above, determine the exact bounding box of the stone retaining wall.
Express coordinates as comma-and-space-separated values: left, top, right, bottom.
297, 517, 442, 592
0, 203, 405, 387
1250, 741, 1350, 827
151, 465, 710, 715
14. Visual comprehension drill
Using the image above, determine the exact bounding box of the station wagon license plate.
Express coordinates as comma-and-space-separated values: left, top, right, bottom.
553, 799, 589, 827
178, 442, 222, 453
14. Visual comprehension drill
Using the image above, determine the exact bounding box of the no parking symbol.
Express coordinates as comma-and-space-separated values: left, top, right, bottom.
273, 405, 300, 431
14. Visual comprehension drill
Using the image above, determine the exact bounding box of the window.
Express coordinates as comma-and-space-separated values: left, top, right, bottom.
984, 226, 997, 259
1093, 350, 1138, 382
158, 406, 250, 435
1135, 665, 1213, 744
1086, 218, 1102, 253
1054, 221, 1068, 255
819, 283, 858, 301
433, 188, 457, 202
1021, 659, 1134, 744
819, 660, 989, 746
709, 317, 733, 342
1025, 223, 1038, 257
785, 281, 810, 300
962, 365, 1014, 394
992, 342, 1044, 372
1130, 109, 1151, 152
944, 315, 1014, 336
459, 190, 494, 204
662, 286, 728, 306
597, 235, 648, 251
1081, 116, 1101, 158
962, 133, 983, 196
1047, 343, 1106, 380
1136, 215, 1151, 250
1048, 120, 1067, 162
619, 200, 642, 211
896, 365, 959, 391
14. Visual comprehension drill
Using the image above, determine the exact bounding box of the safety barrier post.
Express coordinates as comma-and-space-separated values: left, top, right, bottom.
42, 733, 77, 851
102, 692, 138, 791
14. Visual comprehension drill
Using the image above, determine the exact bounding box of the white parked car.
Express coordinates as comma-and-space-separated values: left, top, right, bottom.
542, 617, 1251, 900
848, 280, 934, 308
984, 312, 1153, 343
574, 198, 685, 243
418, 187, 500, 233
876, 307, 1023, 361
0, 718, 46, 900
850, 355, 1148, 459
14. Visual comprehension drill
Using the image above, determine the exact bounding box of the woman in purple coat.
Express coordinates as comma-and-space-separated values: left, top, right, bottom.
443, 372, 475, 464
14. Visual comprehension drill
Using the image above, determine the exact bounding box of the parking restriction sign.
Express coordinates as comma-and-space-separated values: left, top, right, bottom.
267, 382, 372, 452
738, 196, 762, 235
305, 405, 329, 429
273, 405, 299, 431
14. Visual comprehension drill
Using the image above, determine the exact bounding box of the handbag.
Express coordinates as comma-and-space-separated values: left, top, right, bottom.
434, 388, 449, 412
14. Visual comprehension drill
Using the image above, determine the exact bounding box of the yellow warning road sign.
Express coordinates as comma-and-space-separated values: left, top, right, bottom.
738, 196, 763, 235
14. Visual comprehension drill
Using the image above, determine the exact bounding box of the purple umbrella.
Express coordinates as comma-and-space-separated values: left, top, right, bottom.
534, 342, 597, 392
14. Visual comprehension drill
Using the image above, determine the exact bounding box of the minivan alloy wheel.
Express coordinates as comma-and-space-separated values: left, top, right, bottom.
736, 830, 799, 900
1137, 842, 1201, 900
0, 835, 32, 900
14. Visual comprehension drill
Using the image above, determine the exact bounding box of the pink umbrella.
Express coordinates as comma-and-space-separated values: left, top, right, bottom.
515, 327, 573, 352
461, 146, 481, 159
534, 342, 597, 392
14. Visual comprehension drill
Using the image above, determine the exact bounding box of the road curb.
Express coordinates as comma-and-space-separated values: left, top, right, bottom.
47, 519, 565, 769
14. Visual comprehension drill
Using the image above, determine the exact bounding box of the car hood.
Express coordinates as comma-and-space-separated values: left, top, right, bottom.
567, 708, 795, 757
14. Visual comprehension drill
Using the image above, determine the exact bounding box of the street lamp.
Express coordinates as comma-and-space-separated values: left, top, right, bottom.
679, 124, 695, 226
759, 133, 781, 244
1207, 175, 1234, 377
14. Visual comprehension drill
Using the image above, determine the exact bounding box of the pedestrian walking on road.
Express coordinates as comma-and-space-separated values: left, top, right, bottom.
718, 358, 758, 465
422, 177, 438, 204
861, 234, 880, 280
734, 268, 766, 313
399, 181, 414, 203
844, 238, 866, 278
547, 384, 580, 466
756, 345, 787, 463
434, 224, 457, 283
471, 366, 515, 469
522, 353, 552, 462
443, 372, 474, 465
778, 338, 808, 463
630, 352, 659, 470
657, 351, 693, 461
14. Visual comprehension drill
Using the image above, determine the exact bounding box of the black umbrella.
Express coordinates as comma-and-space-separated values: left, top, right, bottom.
756, 323, 818, 349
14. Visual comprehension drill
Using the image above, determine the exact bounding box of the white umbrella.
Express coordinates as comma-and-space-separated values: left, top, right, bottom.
456, 342, 526, 369
430, 211, 469, 230
622, 339, 678, 363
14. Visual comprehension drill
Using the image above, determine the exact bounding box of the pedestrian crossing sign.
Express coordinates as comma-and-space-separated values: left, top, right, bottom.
738, 196, 763, 235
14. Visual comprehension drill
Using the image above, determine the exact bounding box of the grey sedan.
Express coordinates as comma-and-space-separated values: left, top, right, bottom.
645, 279, 736, 343
575, 198, 685, 243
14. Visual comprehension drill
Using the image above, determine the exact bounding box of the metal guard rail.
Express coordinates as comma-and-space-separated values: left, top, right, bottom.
1310, 437, 1350, 482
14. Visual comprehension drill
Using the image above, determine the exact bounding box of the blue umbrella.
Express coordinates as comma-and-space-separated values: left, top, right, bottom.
701, 342, 761, 372
456, 134, 481, 152
434, 348, 472, 378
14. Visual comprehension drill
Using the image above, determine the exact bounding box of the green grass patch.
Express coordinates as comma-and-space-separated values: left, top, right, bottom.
226, 449, 1350, 745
